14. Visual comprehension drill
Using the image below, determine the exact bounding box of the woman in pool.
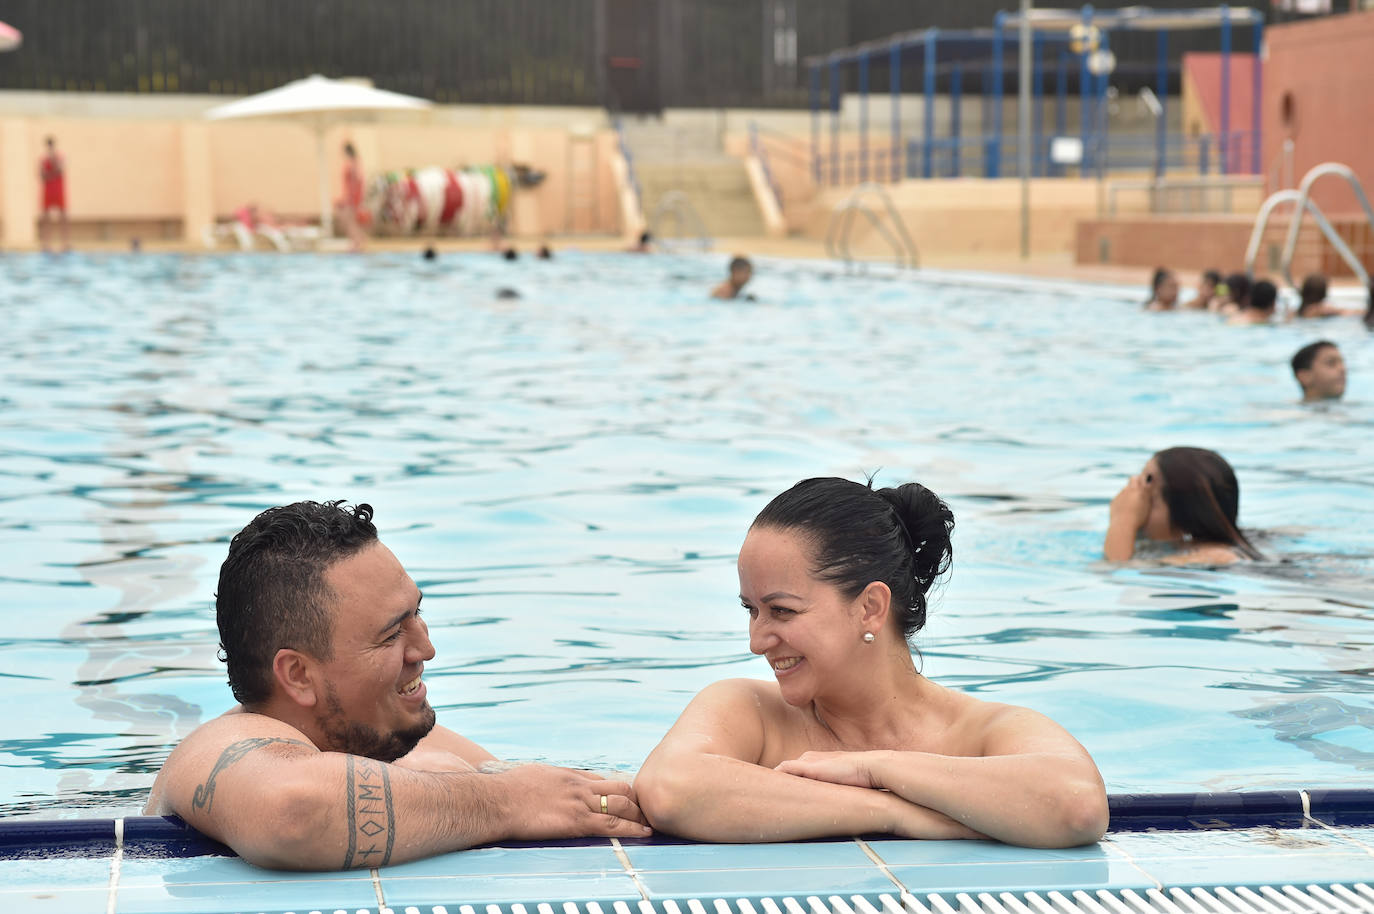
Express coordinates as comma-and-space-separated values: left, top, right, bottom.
1104, 447, 1261, 564
1144, 267, 1179, 311
636, 477, 1109, 848
1297, 274, 1363, 319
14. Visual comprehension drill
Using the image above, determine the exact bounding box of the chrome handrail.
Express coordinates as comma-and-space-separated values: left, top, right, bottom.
649, 190, 712, 252
1243, 190, 1366, 287
1278, 163, 1374, 288
824, 182, 918, 271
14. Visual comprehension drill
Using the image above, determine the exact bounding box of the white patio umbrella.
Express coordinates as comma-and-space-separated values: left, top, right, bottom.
0, 21, 22, 52
205, 74, 432, 235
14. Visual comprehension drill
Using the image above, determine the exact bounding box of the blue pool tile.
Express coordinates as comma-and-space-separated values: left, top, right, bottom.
867, 837, 1115, 867
887, 856, 1157, 894
1131, 852, 1374, 889
380, 872, 643, 907
636, 865, 897, 900
0, 856, 112, 890
622, 839, 874, 872
1106, 827, 1370, 861
380, 842, 626, 878
117, 854, 374, 887
0, 887, 111, 913
114, 876, 379, 914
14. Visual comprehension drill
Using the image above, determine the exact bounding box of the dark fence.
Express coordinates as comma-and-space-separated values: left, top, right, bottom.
0, 0, 1299, 108
0, 0, 603, 104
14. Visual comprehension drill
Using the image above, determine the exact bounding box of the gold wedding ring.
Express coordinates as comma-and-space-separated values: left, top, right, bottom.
599, 794, 609, 815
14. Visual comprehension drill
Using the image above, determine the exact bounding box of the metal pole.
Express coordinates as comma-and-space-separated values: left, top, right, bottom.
1220, 4, 1231, 175
810, 65, 821, 183
830, 61, 840, 185
992, 14, 1005, 178
1252, 18, 1263, 175
951, 63, 963, 178
1157, 29, 1168, 179
890, 44, 901, 183
859, 53, 869, 183
923, 30, 936, 180
1019, 1, 1032, 259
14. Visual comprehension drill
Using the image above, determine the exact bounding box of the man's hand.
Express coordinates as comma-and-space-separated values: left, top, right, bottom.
492, 765, 651, 839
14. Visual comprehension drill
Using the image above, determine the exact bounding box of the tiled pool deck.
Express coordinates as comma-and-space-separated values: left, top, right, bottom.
2, 825, 1372, 914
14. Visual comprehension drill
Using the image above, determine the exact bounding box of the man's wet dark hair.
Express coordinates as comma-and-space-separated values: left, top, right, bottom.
1225, 273, 1252, 308
1299, 274, 1328, 315
216, 501, 378, 706
1153, 448, 1261, 560
639, 230, 652, 245
751, 477, 954, 643
1250, 280, 1277, 314
729, 256, 752, 274
1291, 340, 1336, 377
343, 142, 356, 158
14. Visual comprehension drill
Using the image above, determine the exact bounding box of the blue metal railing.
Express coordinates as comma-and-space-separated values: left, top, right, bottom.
812, 129, 1264, 186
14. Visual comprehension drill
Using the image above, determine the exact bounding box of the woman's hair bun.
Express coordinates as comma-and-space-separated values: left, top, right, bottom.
875, 483, 954, 593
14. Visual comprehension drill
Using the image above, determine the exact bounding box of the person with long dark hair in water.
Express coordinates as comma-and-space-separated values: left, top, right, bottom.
1144, 267, 1180, 311
636, 477, 1108, 848
1104, 448, 1262, 564
1297, 274, 1362, 319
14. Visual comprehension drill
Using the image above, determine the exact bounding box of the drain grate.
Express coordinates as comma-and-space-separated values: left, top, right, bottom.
265, 884, 1374, 914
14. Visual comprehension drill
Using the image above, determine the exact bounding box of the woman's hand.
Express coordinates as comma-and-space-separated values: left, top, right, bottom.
775, 751, 881, 789
1104, 473, 1152, 561
1109, 474, 1152, 531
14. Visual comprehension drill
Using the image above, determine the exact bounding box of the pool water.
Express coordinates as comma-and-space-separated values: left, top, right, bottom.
1, 251, 1371, 820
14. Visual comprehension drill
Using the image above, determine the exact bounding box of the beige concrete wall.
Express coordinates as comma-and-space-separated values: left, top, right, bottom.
0, 109, 627, 247
804, 178, 1128, 258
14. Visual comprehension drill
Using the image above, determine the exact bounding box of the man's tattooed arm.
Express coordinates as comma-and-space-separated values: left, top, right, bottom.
343, 755, 397, 869
191, 737, 312, 814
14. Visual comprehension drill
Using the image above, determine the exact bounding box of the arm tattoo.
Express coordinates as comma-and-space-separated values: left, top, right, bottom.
191, 737, 311, 814
343, 755, 396, 869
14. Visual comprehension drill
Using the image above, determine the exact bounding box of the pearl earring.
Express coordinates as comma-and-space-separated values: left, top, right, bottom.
862, 632, 875, 643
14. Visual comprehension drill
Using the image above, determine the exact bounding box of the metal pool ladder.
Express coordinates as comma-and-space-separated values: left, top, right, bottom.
1244, 162, 1373, 288
649, 190, 712, 253
825, 182, 919, 273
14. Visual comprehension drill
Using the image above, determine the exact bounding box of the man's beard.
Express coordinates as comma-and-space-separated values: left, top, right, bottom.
315, 682, 436, 762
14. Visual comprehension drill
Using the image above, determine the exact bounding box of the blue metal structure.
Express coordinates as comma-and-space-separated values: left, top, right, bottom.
804, 6, 1264, 186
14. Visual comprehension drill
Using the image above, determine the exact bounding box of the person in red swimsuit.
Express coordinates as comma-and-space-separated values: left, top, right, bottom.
334, 142, 369, 251
39, 136, 70, 253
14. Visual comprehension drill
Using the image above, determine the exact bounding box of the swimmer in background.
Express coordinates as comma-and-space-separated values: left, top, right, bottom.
1218, 273, 1251, 316
1296, 274, 1363, 319
711, 255, 754, 300
1104, 447, 1262, 565
38, 136, 70, 254
628, 230, 653, 253
1230, 279, 1277, 325
1291, 340, 1347, 402
1144, 267, 1179, 311
1185, 269, 1222, 310
335, 142, 368, 252
636, 477, 1108, 849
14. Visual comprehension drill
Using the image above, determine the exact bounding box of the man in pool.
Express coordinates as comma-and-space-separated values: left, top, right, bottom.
1291, 340, 1347, 402
711, 255, 754, 299
145, 501, 650, 870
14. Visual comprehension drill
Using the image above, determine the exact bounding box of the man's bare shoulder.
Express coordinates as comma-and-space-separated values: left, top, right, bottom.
144, 709, 317, 815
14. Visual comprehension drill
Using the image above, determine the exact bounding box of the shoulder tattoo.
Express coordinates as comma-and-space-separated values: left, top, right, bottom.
190, 737, 312, 814
343, 755, 396, 869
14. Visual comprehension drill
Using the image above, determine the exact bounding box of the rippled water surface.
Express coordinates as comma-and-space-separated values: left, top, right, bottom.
1, 251, 1371, 818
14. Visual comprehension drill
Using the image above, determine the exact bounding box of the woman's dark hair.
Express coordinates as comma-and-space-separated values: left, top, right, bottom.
1145, 267, 1173, 305
1225, 273, 1252, 308
1299, 274, 1328, 316
1250, 280, 1278, 313
751, 477, 954, 642
216, 500, 378, 705
1365, 282, 1374, 331
1153, 448, 1262, 560
1202, 269, 1222, 287
343, 142, 356, 158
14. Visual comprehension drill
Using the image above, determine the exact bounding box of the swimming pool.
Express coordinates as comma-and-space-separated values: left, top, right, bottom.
1, 251, 1371, 824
